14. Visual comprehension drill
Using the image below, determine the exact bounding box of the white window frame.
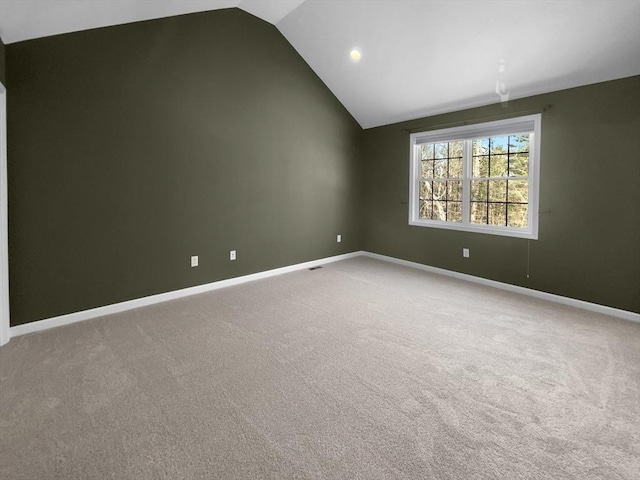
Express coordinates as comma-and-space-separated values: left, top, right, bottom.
409, 114, 541, 240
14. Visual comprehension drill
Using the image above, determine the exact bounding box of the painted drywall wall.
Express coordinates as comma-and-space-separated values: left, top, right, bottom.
0, 36, 5, 86
7, 8, 363, 326
362, 76, 640, 313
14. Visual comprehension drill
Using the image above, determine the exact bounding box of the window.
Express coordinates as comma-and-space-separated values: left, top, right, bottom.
409, 114, 541, 239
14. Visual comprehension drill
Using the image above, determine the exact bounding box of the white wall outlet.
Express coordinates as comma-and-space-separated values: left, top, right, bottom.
463, 248, 470, 258
230, 250, 236, 261
337, 234, 342, 243
191, 255, 199, 267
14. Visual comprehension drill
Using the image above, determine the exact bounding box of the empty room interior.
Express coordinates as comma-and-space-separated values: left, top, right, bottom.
0, 0, 639, 479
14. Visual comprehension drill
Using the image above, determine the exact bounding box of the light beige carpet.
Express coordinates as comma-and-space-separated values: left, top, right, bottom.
1, 256, 638, 479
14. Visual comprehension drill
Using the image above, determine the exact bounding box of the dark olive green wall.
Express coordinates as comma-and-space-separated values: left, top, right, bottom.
6, 7, 638, 326
0, 36, 5, 86
362, 76, 640, 313
7, 9, 363, 326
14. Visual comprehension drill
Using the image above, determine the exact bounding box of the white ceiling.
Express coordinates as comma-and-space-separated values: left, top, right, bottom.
0, 0, 638, 128
0, 1, 306, 43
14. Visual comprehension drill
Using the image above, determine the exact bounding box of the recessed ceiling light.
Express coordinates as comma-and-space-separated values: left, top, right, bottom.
350, 49, 362, 62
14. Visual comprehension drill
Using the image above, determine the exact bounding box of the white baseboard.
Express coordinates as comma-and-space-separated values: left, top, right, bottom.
8, 249, 638, 341
10, 251, 364, 338
362, 251, 640, 323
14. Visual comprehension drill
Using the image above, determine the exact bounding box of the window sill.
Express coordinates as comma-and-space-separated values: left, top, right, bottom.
408, 218, 538, 239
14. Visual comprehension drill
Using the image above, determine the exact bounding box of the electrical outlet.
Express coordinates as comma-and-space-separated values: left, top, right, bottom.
230, 250, 236, 261
191, 255, 199, 267
463, 248, 470, 258
337, 234, 342, 243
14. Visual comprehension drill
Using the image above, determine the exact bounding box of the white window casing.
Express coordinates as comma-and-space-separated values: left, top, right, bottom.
408, 114, 541, 239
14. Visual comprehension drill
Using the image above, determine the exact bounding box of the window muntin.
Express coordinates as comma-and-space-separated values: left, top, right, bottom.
409, 114, 540, 239
419, 141, 463, 223
469, 134, 529, 228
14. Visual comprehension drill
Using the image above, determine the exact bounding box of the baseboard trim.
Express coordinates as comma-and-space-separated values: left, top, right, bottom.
362, 251, 640, 323
10, 251, 365, 338
9, 249, 638, 340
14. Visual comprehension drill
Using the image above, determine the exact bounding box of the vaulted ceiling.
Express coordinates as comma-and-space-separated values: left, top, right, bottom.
0, 0, 638, 128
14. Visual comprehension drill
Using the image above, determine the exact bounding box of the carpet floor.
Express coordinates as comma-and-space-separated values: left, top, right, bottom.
0, 256, 638, 479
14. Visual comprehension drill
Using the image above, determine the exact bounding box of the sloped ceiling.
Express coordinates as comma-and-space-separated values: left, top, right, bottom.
0, 0, 306, 43
0, 0, 639, 128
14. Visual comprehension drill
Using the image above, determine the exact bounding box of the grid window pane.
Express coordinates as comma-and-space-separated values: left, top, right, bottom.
433, 199, 447, 221
471, 180, 487, 201
449, 141, 463, 158
420, 181, 433, 201
470, 202, 488, 224
508, 204, 528, 228
448, 202, 462, 222
421, 160, 434, 178
490, 136, 509, 154
419, 140, 467, 224
488, 202, 507, 226
473, 138, 489, 156
509, 153, 529, 176
490, 154, 508, 177
447, 180, 462, 201
422, 144, 435, 160
433, 159, 448, 178
419, 198, 433, 220
449, 157, 463, 178
508, 134, 529, 153
507, 179, 528, 203
473, 156, 489, 177
434, 143, 448, 159
488, 179, 507, 201
432, 181, 447, 200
